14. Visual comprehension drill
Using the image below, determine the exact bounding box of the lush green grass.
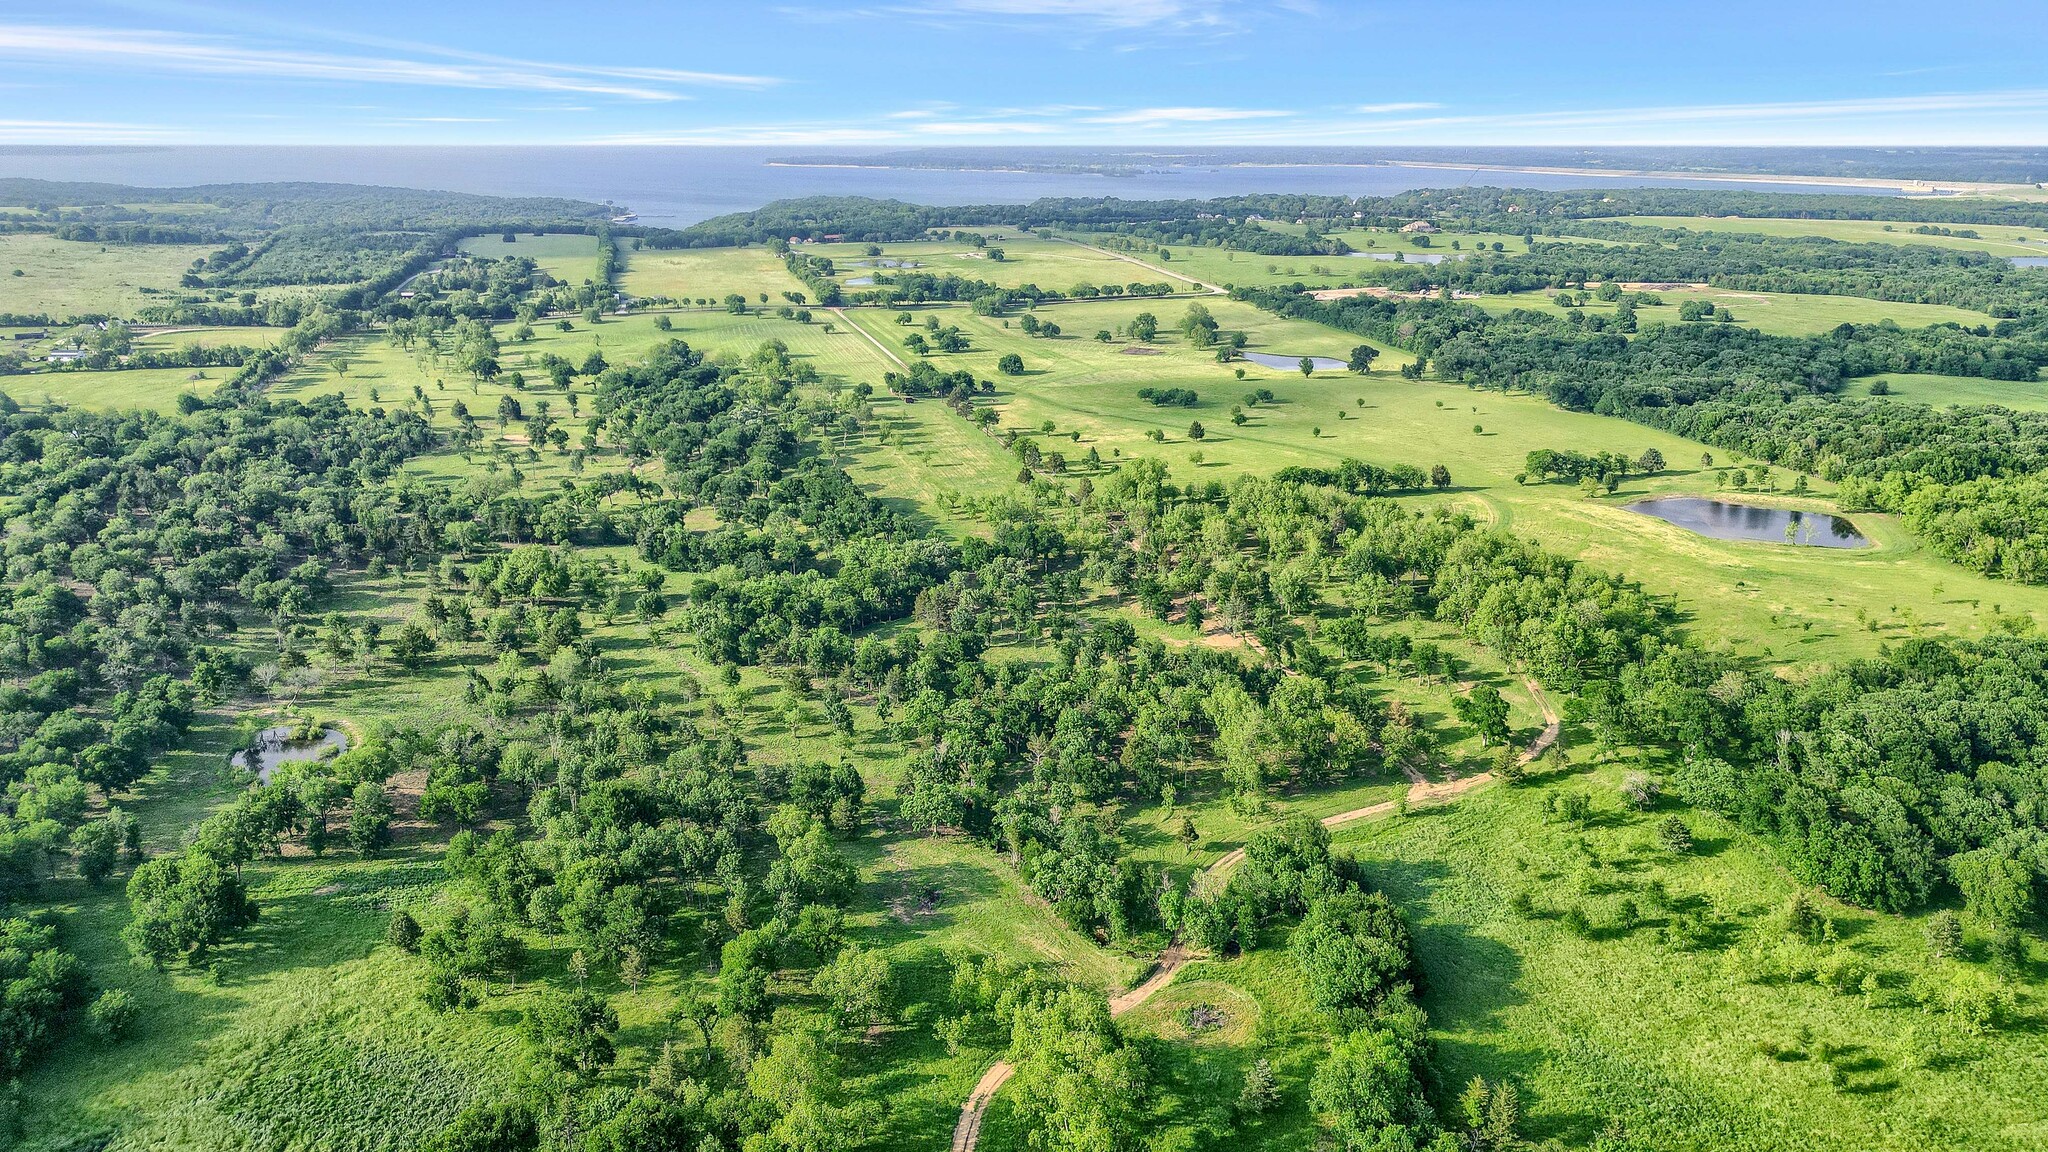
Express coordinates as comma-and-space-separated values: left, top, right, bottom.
0, 233, 220, 320
1619, 215, 2048, 259
4, 365, 223, 411
619, 244, 809, 303
458, 232, 613, 286
1467, 287, 1989, 336
1328, 755, 2048, 1152
1851, 371, 2048, 410
19, 719, 529, 1152
134, 324, 281, 351
809, 235, 1144, 293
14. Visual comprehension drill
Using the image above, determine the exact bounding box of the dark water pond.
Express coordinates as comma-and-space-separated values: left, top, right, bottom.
1239, 352, 1347, 372
231, 726, 350, 783
2014, 256, 2048, 268
1625, 497, 1868, 548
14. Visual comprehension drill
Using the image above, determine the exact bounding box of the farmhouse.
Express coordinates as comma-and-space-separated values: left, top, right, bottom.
1400, 220, 1438, 233
45, 349, 85, 363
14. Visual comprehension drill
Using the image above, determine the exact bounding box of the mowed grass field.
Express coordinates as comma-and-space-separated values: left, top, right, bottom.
807, 234, 1147, 293
619, 244, 808, 302
0, 233, 219, 320
457, 231, 613, 285
1851, 371, 2048, 410
1618, 214, 2048, 258
1468, 287, 1989, 336
4, 365, 224, 411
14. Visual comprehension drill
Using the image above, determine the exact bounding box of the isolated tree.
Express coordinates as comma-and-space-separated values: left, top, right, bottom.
1240, 1057, 1280, 1113
1299, 357, 1316, 378
388, 909, 423, 952
124, 854, 258, 969
814, 944, 896, 1031
1454, 684, 1512, 747
1347, 345, 1379, 374
998, 353, 1025, 376
69, 817, 123, 885
1926, 910, 1964, 959
1637, 448, 1665, 475
349, 782, 392, 856
525, 989, 618, 1075
1430, 464, 1451, 490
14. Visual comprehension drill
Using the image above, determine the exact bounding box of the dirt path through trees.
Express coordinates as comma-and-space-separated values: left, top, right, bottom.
949, 679, 1559, 1150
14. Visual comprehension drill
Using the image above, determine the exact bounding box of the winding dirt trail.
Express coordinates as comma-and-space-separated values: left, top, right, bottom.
949, 679, 1559, 1150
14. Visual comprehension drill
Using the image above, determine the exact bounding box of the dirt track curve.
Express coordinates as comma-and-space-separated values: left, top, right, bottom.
949, 678, 1559, 1150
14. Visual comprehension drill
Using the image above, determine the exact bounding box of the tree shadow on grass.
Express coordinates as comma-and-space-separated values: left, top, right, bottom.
856, 859, 1006, 945
1354, 856, 1528, 1034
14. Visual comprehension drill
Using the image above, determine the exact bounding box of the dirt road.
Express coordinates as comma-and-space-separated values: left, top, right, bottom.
949, 679, 1559, 1149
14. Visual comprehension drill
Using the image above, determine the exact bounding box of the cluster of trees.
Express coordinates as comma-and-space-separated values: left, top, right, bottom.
1651, 635, 2048, 920
1522, 448, 1661, 486
1137, 386, 1199, 407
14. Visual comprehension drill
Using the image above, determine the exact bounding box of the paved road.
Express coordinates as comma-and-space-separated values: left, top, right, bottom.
949, 678, 1560, 1150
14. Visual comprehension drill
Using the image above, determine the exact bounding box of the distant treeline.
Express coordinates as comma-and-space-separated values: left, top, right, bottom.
0, 178, 614, 235
666, 194, 1364, 252
767, 145, 2048, 185
672, 189, 2048, 252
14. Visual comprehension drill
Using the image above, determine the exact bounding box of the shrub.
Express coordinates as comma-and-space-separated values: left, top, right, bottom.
89, 989, 139, 1042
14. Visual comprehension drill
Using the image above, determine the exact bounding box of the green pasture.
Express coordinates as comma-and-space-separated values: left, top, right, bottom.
807, 234, 1146, 293
618, 244, 809, 303
458, 231, 612, 286
838, 292, 2048, 661
1618, 214, 2048, 259
1331, 755, 2048, 1152
4, 365, 221, 411
0, 233, 219, 321
1467, 287, 1989, 336
1850, 371, 2048, 410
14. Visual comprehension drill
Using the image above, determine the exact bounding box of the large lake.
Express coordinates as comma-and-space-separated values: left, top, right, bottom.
1626, 497, 1869, 548
0, 146, 1909, 227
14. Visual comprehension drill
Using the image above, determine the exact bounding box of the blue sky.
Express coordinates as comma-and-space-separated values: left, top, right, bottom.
2, 1, 2045, 146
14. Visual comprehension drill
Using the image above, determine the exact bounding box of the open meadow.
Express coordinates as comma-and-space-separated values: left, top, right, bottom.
1466, 286, 1990, 336
1617, 214, 2048, 258
0, 233, 218, 319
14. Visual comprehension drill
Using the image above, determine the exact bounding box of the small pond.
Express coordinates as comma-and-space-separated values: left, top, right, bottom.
2013, 256, 2048, 269
846, 276, 874, 286
1625, 497, 1869, 548
846, 258, 921, 269
232, 725, 350, 784
1239, 351, 1346, 372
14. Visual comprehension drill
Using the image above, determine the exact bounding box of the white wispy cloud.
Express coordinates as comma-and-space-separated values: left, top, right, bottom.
1082, 106, 1293, 124
1352, 102, 1441, 115
0, 24, 779, 102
